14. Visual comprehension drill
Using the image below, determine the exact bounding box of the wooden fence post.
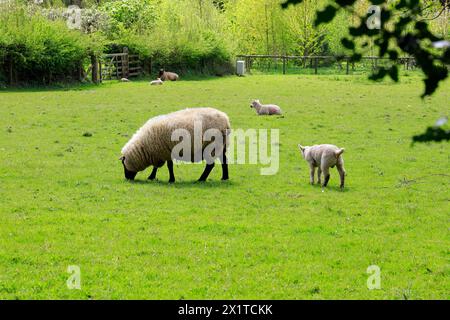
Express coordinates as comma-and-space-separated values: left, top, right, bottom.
91, 54, 99, 84
314, 57, 318, 74
122, 47, 129, 79
282, 56, 286, 75
346, 58, 349, 75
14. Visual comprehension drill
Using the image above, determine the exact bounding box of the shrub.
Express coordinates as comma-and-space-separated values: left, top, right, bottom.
0, 3, 104, 85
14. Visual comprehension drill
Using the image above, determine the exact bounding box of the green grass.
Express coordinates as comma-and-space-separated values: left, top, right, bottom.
0, 74, 449, 300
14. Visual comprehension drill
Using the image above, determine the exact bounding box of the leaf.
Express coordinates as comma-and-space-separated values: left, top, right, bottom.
314, 5, 337, 27
349, 53, 362, 62
422, 66, 448, 97
412, 127, 450, 144
335, 0, 357, 6
389, 66, 399, 82
281, 0, 304, 9
341, 38, 355, 50
369, 67, 388, 81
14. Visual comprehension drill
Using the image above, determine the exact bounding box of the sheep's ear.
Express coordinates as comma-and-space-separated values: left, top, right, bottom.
298, 144, 305, 151
119, 156, 125, 161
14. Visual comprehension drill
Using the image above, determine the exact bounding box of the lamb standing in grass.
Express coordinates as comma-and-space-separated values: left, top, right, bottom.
120, 108, 230, 183
159, 69, 179, 81
250, 100, 282, 115
298, 144, 346, 189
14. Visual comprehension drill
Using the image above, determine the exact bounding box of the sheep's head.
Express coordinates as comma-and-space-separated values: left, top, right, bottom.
120, 156, 137, 180
250, 100, 260, 109
158, 69, 165, 77
298, 144, 308, 159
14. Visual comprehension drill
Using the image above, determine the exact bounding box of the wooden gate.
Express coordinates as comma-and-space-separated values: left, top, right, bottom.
100, 47, 142, 81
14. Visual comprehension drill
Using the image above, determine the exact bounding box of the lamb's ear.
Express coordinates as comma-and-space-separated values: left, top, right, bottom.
119, 156, 125, 161
298, 144, 305, 151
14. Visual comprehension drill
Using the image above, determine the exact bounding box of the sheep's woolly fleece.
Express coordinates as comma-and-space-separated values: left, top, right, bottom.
121, 108, 231, 173
300, 144, 345, 169
251, 100, 282, 115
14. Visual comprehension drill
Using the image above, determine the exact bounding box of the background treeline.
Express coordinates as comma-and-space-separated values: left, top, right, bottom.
0, 0, 448, 85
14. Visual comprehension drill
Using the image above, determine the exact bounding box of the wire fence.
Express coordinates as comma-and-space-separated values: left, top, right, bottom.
236, 55, 417, 75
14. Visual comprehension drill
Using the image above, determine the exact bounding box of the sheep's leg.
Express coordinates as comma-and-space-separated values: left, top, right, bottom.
167, 160, 175, 183
220, 145, 229, 181
317, 167, 322, 185
337, 163, 346, 189
322, 166, 330, 188
148, 167, 158, 180
198, 163, 215, 182
309, 164, 316, 185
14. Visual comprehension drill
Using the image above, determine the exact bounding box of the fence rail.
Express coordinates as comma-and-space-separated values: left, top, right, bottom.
236, 54, 417, 75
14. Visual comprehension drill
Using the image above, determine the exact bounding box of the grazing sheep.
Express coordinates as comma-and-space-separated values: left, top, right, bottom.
298, 144, 346, 189
120, 108, 230, 183
159, 69, 179, 81
150, 78, 163, 85
250, 100, 282, 115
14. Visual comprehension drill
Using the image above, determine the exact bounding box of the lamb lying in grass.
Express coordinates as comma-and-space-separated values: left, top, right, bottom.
298, 144, 346, 189
150, 78, 163, 85
250, 100, 282, 115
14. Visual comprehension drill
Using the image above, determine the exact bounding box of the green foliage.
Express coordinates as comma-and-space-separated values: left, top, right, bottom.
101, 0, 234, 75
0, 2, 104, 84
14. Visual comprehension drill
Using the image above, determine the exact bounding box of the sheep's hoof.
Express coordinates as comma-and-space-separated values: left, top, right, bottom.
169, 179, 175, 184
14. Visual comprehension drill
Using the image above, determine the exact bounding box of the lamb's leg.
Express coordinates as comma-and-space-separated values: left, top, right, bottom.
337, 163, 346, 189
220, 145, 229, 181
167, 160, 175, 183
321, 166, 330, 188
317, 167, 322, 185
309, 164, 316, 185
148, 167, 158, 180
198, 163, 215, 182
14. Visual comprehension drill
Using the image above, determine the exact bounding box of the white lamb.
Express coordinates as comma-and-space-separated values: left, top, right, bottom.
250, 99, 282, 115
150, 78, 163, 85
298, 144, 346, 189
120, 108, 231, 183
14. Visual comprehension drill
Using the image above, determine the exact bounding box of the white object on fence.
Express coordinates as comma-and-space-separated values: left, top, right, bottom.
236, 60, 246, 76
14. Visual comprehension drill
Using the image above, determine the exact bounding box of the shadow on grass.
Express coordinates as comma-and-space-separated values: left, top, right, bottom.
309, 183, 350, 192
127, 179, 237, 189
0, 75, 235, 93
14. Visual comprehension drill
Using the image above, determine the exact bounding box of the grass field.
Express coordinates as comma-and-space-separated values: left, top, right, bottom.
0, 74, 449, 299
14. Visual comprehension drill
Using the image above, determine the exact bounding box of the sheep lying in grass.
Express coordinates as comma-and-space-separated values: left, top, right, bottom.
159, 69, 179, 81
120, 108, 230, 183
250, 100, 282, 115
298, 144, 346, 189
150, 78, 163, 85
120, 78, 130, 82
